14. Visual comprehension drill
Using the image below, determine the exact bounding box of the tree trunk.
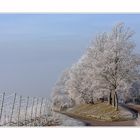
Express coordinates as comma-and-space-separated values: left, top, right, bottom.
108, 91, 112, 105
112, 91, 115, 107
113, 93, 116, 107
114, 92, 118, 111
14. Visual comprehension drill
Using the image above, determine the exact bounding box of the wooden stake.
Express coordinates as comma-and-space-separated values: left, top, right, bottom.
24, 96, 29, 125
31, 97, 35, 121
10, 93, 17, 125
40, 98, 44, 116
43, 99, 47, 115
35, 98, 39, 118
17, 96, 22, 126
34, 98, 39, 126
0, 92, 5, 125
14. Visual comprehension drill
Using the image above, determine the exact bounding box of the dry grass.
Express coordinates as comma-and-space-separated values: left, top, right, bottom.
65, 102, 133, 122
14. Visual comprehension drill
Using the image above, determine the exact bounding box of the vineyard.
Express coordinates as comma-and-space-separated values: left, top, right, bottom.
0, 93, 49, 126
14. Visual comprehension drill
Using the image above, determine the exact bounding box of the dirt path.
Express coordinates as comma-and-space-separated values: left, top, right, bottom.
127, 104, 140, 112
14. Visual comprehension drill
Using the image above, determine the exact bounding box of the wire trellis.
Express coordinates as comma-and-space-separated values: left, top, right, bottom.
0, 93, 48, 126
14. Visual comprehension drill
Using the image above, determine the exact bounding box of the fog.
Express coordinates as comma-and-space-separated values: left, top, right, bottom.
0, 14, 140, 97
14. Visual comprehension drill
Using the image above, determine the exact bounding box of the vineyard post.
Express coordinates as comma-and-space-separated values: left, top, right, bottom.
17, 96, 22, 126
7, 115, 10, 125
39, 98, 44, 125
44, 99, 48, 124
0, 92, 5, 125
4, 114, 6, 126
40, 97, 44, 116
43, 98, 47, 115
10, 93, 17, 125
31, 97, 35, 121
34, 98, 39, 126
24, 96, 29, 125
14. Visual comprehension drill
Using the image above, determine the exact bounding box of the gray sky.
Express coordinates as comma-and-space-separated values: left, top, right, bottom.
0, 14, 140, 97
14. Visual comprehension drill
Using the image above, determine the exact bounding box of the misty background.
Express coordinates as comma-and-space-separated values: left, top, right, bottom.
0, 14, 140, 97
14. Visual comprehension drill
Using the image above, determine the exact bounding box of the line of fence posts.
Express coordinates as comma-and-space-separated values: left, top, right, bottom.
0, 93, 48, 126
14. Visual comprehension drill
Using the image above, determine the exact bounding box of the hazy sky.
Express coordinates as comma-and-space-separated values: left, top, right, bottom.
0, 14, 140, 97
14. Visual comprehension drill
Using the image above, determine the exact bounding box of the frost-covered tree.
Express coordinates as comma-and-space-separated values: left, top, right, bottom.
52, 69, 70, 97
65, 62, 98, 104
86, 23, 140, 110
128, 81, 140, 103
52, 69, 75, 110
52, 23, 140, 110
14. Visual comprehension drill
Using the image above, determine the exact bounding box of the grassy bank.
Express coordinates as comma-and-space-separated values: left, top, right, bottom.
63, 102, 133, 122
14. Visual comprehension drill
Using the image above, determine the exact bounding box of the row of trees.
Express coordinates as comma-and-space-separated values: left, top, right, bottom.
52, 23, 140, 111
